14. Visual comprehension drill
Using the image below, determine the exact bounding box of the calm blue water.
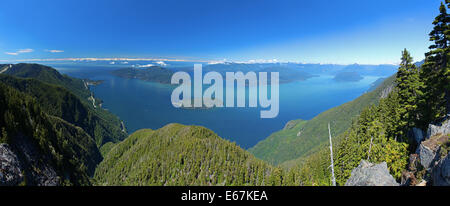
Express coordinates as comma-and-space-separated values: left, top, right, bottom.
51, 63, 386, 149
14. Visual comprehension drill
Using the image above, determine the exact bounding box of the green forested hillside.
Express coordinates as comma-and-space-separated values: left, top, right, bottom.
3, 63, 90, 99
249, 75, 396, 165
0, 82, 101, 185
0, 64, 127, 147
94, 123, 303, 186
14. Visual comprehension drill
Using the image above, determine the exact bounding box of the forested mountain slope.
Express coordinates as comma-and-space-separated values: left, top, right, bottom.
3, 63, 90, 99
95, 123, 303, 186
0, 82, 101, 185
0, 64, 127, 147
249, 75, 396, 165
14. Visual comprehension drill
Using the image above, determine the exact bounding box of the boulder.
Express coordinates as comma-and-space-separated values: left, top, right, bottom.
0, 143, 24, 186
416, 143, 439, 170
432, 153, 450, 186
427, 119, 450, 139
345, 160, 399, 186
416, 134, 448, 170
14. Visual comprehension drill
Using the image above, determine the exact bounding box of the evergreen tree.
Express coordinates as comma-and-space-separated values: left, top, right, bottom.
396, 49, 424, 133
420, 1, 450, 123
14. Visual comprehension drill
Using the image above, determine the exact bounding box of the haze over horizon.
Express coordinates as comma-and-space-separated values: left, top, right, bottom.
0, 0, 441, 65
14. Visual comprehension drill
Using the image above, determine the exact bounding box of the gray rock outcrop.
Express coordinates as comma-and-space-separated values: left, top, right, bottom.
345, 160, 399, 186
427, 119, 450, 139
14, 134, 59, 186
416, 134, 447, 170
432, 153, 450, 186
416, 143, 440, 170
380, 84, 394, 99
0, 144, 24, 186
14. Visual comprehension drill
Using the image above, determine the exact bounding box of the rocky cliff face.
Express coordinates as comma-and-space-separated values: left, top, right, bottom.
405, 117, 450, 186
432, 154, 450, 186
427, 119, 450, 138
380, 84, 395, 99
2, 139, 59, 185
11, 134, 60, 186
0, 144, 23, 186
416, 135, 446, 170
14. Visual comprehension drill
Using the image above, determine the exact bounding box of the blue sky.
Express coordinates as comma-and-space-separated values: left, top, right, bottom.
0, 0, 442, 64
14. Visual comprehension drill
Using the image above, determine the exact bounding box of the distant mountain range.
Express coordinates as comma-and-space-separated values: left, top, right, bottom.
110, 66, 175, 84
111, 64, 319, 84
110, 62, 397, 85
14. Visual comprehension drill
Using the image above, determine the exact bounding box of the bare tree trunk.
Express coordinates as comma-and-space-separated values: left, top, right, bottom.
328, 123, 336, 186
367, 135, 374, 161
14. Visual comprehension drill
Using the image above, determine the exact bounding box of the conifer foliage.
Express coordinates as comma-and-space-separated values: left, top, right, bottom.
420, 1, 450, 122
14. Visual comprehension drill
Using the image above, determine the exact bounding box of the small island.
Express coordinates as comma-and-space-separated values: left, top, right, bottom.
333, 71, 363, 82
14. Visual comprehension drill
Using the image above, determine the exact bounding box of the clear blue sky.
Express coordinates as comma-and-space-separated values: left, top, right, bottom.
0, 0, 442, 64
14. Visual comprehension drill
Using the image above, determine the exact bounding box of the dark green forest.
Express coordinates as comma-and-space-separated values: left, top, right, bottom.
94, 124, 304, 186
1, 63, 127, 147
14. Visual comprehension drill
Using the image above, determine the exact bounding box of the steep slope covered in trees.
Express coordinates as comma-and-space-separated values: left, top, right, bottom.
0, 64, 127, 147
249, 75, 396, 165
95, 123, 303, 186
0, 82, 101, 185
3, 63, 90, 99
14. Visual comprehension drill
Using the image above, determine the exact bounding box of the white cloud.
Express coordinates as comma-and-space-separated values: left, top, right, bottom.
136, 64, 154, 68
45, 49, 64, 53
247, 59, 279, 64
0, 57, 201, 62
17, 48, 33, 53
208, 59, 228, 65
4, 48, 33, 56
208, 58, 280, 65
155, 61, 167, 66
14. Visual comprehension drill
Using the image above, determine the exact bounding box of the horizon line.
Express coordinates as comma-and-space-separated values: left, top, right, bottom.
0, 57, 403, 66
